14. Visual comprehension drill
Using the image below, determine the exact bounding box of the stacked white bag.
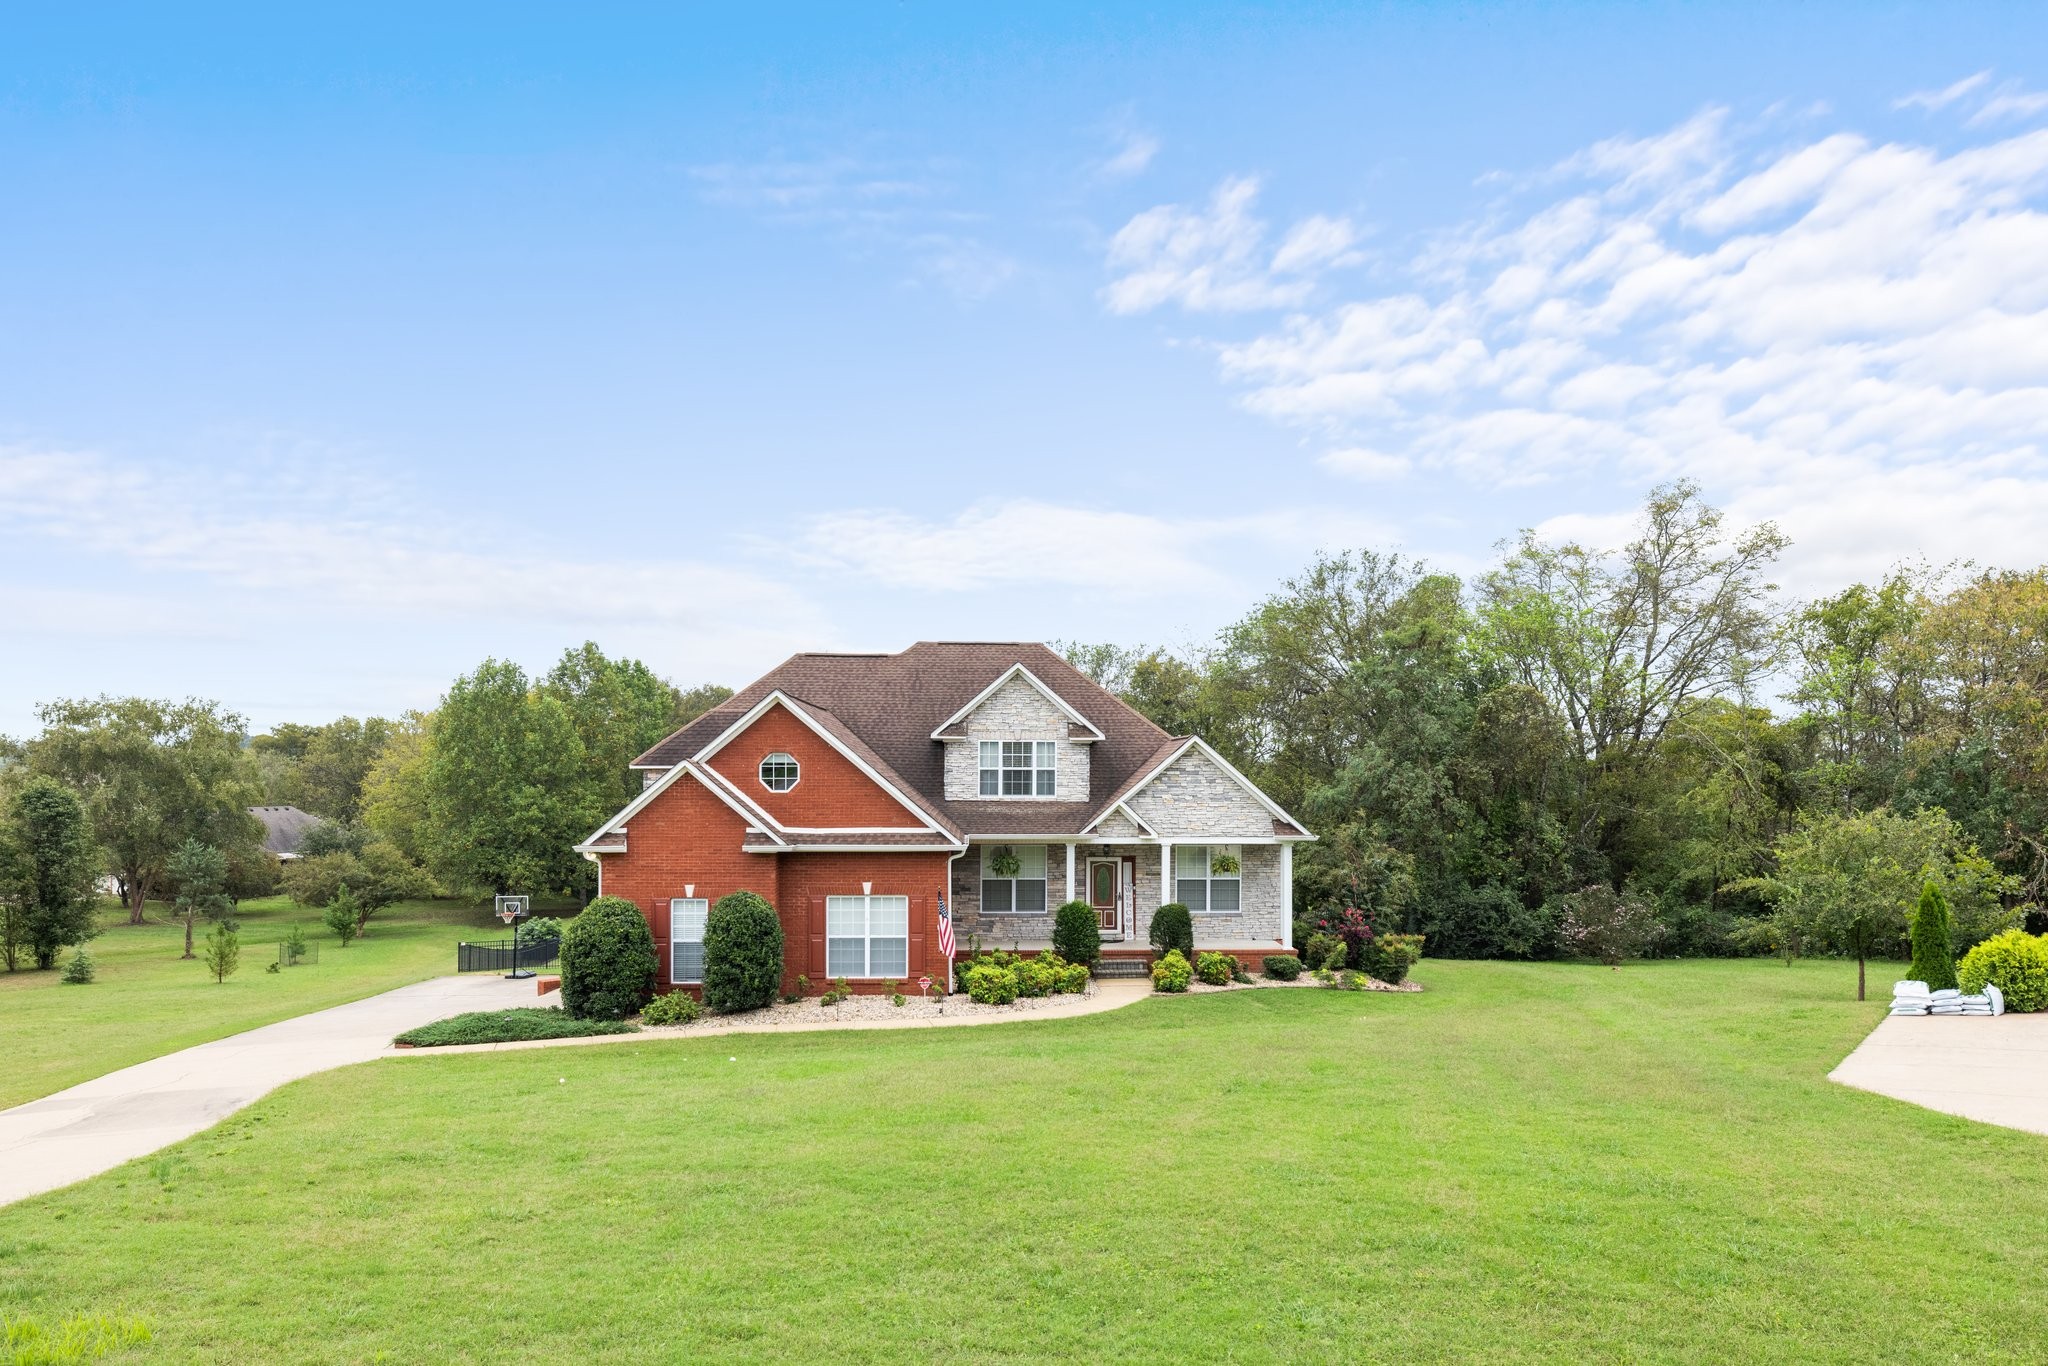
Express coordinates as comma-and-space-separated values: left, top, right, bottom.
1889, 979, 2004, 1016
1890, 980, 1931, 1015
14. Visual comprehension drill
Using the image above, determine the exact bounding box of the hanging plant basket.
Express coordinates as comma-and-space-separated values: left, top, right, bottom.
988, 846, 1022, 879
1210, 852, 1241, 876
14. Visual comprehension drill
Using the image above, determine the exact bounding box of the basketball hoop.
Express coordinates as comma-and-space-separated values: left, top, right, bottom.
494, 895, 532, 977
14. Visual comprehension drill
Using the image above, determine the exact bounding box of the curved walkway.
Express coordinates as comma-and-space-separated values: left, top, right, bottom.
1829, 1012, 2048, 1137
0, 975, 1154, 1207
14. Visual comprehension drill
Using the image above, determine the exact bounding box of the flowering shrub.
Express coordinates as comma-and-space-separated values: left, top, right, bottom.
1556, 886, 1662, 966
1310, 906, 1377, 970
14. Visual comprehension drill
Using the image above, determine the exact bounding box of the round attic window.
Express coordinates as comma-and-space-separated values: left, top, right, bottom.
759, 752, 800, 792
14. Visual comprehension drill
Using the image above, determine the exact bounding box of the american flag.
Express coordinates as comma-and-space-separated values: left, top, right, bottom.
936, 889, 955, 961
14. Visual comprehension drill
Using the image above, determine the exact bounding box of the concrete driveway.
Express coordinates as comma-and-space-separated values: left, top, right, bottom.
1830, 1013, 2048, 1137
0, 973, 544, 1207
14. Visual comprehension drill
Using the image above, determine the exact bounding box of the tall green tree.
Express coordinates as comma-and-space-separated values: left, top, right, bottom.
541, 643, 698, 813
1908, 878, 1957, 991
1731, 806, 2019, 999
424, 659, 597, 897
0, 776, 102, 970
25, 697, 261, 923
167, 839, 232, 961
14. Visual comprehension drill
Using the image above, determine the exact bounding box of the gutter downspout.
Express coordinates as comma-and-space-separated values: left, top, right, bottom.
944, 843, 970, 994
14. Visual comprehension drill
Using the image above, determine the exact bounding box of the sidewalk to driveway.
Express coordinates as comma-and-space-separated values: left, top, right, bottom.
0, 973, 541, 1207
1829, 1012, 2048, 1137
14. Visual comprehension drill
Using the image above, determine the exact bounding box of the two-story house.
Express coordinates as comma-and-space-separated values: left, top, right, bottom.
574, 642, 1314, 995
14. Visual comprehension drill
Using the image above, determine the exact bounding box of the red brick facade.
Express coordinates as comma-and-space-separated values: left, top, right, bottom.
702, 704, 927, 830
595, 738, 956, 997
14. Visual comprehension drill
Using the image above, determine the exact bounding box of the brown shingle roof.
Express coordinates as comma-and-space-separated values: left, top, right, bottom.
636, 643, 1176, 838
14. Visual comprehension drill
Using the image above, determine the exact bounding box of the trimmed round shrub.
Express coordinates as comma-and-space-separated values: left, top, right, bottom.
964, 960, 1019, 1005
1016, 955, 1059, 998
701, 890, 785, 1013
1958, 930, 2048, 1011
1151, 948, 1192, 993
1056, 960, 1090, 993
560, 896, 658, 1020
1053, 900, 1102, 967
1262, 954, 1301, 981
1195, 950, 1234, 986
641, 991, 703, 1026
1149, 903, 1194, 958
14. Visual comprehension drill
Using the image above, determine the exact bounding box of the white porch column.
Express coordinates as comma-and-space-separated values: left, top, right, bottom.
1065, 842, 1076, 905
1159, 840, 1173, 908
1280, 842, 1294, 949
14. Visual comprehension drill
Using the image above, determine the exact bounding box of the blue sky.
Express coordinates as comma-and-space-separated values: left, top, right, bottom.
5, 3, 2048, 736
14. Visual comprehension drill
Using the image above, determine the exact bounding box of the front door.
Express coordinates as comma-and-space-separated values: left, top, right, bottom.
1088, 859, 1120, 933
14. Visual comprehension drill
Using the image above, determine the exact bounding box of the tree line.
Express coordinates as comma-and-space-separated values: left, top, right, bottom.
0, 642, 728, 970
1067, 481, 2048, 978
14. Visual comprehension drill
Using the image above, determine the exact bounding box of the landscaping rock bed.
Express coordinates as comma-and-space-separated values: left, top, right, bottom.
637, 985, 1103, 1033
1184, 975, 1421, 995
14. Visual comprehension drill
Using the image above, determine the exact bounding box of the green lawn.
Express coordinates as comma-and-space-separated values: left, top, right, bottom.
4, 959, 2047, 1363
0, 895, 509, 1110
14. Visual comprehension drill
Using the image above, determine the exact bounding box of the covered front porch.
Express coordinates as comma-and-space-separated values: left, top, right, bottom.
950, 838, 1295, 956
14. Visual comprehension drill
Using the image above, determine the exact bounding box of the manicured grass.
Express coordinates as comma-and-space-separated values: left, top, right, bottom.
395, 1008, 636, 1047
0, 896, 508, 1110
4, 959, 2048, 1362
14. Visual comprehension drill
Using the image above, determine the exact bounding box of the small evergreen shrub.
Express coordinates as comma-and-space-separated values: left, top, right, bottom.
281, 923, 309, 965
1053, 900, 1102, 966
1957, 930, 2048, 1011
60, 948, 95, 985
964, 960, 1020, 1005
1303, 931, 1344, 973
1056, 960, 1090, 993
1262, 954, 1302, 981
323, 886, 362, 946
1151, 949, 1192, 993
1908, 879, 1958, 992
395, 1007, 634, 1047
560, 896, 658, 1021
701, 890, 785, 1013
1149, 903, 1194, 958
203, 924, 240, 983
820, 977, 853, 1006
1194, 951, 1235, 986
892, 992, 907, 1007
641, 991, 702, 1026
1368, 933, 1426, 985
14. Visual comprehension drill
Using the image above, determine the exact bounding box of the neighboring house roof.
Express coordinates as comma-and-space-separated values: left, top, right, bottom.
624, 642, 1312, 842
249, 805, 322, 859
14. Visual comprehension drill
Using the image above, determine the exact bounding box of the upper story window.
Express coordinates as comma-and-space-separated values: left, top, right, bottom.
979, 740, 1055, 797
759, 752, 800, 792
1175, 845, 1242, 914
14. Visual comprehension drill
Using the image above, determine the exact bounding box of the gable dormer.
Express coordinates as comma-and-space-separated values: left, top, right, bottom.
935, 665, 1099, 801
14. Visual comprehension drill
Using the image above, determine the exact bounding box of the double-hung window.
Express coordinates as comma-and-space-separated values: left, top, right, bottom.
980, 844, 1047, 914
1174, 846, 1242, 914
669, 897, 709, 983
825, 894, 909, 978
978, 740, 1056, 797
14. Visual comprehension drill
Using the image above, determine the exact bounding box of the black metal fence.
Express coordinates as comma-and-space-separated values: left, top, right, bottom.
456, 939, 561, 973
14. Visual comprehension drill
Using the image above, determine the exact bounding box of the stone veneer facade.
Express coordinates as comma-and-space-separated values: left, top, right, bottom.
942, 675, 1092, 801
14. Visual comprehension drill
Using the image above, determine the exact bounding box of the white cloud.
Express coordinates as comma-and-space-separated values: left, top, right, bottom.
1099, 128, 1161, 180
1114, 105, 2048, 586
792, 498, 1400, 596
1101, 176, 1362, 314
0, 447, 831, 658
1895, 71, 1992, 113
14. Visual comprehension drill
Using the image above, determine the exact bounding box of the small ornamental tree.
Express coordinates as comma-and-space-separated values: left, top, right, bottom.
169, 839, 232, 961
1052, 900, 1101, 967
560, 895, 658, 1020
203, 923, 240, 983
1556, 885, 1662, 967
1148, 903, 1194, 959
1908, 878, 1958, 992
323, 886, 363, 946
701, 890, 784, 1013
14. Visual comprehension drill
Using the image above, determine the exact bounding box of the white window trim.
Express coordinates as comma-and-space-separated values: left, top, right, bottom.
669, 897, 709, 983
824, 893, 911, 979
978, 844, 1050, 916
977, 739, 1058, 800
1175, 844, 1243, 916
758, 751, 801, 793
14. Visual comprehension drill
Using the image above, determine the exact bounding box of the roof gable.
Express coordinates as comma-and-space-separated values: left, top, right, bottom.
929, 663, 1104, 742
